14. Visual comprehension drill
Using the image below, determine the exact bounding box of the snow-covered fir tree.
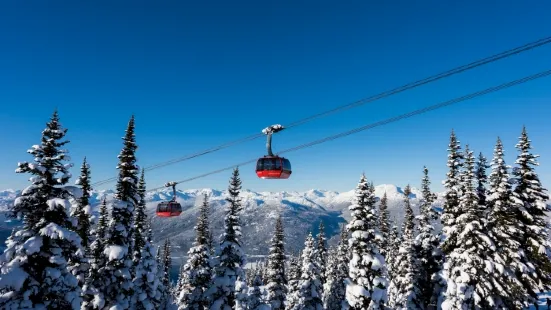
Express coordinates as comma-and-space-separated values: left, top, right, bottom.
247, 274, 268, 310
412, 166, 441, 308
160, 238, 175, 309
82, 198, 109, 309
387, 185, 416, 308
486, 138, 525, 307
68, 157, 94, 286
378, 192, 391, 257
512, 126, 551, 305
177, 193, 213, 310
315, 221, 327, 288
156, 245, 168, 308
0, 110, 83, 309
345, 173, 387, 309
133, 169, 147, 265
287, 233, 323, 310
285, 253, 301, 310
74, 157, 93, 250
323, 225, 349, 310
209, 167, 247, 310
441, 144, 505, 308
266, 215, 286, 310
99, 115, 140, 309
440, 130, 464, 255
387, 219, 400, 281
132, 220, 161, 310
475, 152, 490, 207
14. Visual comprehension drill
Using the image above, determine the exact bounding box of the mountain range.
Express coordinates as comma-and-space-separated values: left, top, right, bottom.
0, 184, 445, 261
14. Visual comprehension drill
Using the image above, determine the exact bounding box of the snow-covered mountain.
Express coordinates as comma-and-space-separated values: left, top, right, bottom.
0, 184, 443, 257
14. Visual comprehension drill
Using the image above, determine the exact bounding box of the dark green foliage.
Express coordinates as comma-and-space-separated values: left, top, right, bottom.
316, 221, 327, 287
413, 166, 441, 308
266, 215, 287, 310
475, 152, 490, 207
512, 127, 551, 304
74, 157, 93, 249
378, 192, 391, 257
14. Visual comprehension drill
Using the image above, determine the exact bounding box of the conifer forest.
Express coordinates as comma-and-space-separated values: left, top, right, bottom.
0, 111, 549, 310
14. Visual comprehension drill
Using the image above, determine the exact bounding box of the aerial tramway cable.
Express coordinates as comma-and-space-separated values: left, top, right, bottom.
91, 36, 551, 187
147, 67, 551, 192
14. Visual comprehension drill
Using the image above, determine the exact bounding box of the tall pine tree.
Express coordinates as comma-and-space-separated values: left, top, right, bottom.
82, 198, 109, 309
132, 220, 161, 310
266, 215, 286, 310
486, 137, 526, 307
442, 145, 504, 308
0, 110, 83, 309
133, 169, 147, 264
288, 233, 323, 310
475, 152, 490, 207
386, 219, 400, 282
285, 254, 301, 310
512, 126, 551, 305
177, 193, 213, 310
159, 238, 174, 308
388, 185, 416, 308
74, 157, 93, 250
345, 174, 388, 309
209, 168, 247, 310
412, 166, 441, 308
323, 225, 349, 310
440, 130, 464, 255
378, 192, 391, 258
100, 115, 139, 309
315, 221, 327, 288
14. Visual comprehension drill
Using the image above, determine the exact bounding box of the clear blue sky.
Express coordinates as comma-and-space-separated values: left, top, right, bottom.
0, 1, 550, 194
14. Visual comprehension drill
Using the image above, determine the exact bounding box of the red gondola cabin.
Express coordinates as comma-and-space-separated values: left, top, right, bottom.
156, 201, 182, 217
256, 156, 292, 179
156, 181, 183, 217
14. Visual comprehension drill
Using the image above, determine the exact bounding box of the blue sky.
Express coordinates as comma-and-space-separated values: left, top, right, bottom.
0, 1, 550, 193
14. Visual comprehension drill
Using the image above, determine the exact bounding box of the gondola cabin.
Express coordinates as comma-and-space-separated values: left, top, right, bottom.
156, 201, 182, 217
256, 156, 292, 179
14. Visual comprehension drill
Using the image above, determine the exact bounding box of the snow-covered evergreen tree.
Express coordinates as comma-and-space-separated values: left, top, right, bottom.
345, 173, 387, 309
412, 166, 441, 308
387, 185, 416, 308
486, 138, 525, 307
133, 169, 147, 264
442, 144, 505, 309
512, 126, 551, 305
387, 219, 400, 281
266, 215, 286, 310
475, 152, 490, 207
288, 233, 323, 310
247, 275, 268, 310
0, 110, 83, 309
82, 198, 109, 309
315, 221, 327, 288
156, 245, 168, 308
99, 115, 139, 309
285, 254, 301, 310
177, 193, 213, 310
74, 157, 93, 250
132, 220, 161, 310
209, 168, 247, 310
440, 130, 464, 255
378, 192, 391, 257
160, 238, 174, 309
323, 226, 349, 310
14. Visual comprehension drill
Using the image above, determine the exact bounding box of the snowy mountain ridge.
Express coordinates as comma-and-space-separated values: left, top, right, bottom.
0, 184, 434, 257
